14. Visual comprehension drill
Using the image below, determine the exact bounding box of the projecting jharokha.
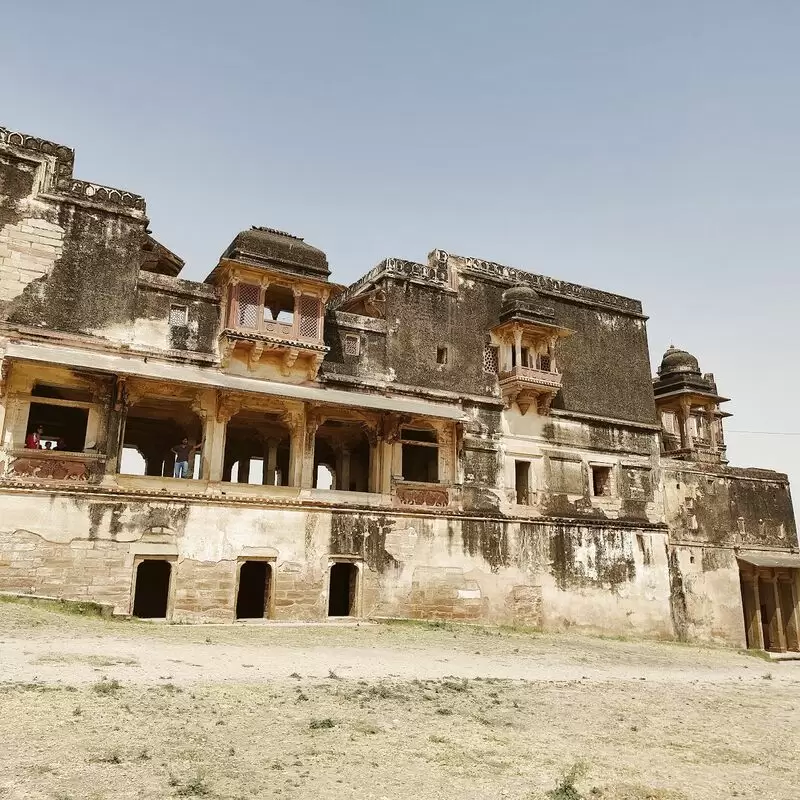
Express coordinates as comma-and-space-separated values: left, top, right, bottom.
0, 125, 797, 651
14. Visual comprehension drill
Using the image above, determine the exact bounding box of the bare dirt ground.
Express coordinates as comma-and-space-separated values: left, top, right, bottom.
1, 600, 798, 800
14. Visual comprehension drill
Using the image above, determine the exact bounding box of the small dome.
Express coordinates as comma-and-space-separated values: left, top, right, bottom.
502, 284, 539, 304
658, 346, 700, 376
222, 226, 329, 277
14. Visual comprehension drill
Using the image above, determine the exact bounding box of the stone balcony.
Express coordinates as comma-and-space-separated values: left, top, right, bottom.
498, 366, 562, 416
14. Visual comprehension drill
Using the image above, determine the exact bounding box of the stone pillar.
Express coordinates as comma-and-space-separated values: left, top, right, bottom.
301, 409, 319, 489
548, 335, 558, 373
103, 377, 129, 476
205, 393, 240, 482
340, 447, 351, 492
678, 398, 694, 452
772, 578, 787, 652
365, 426, 380, 493
706, 404, 718, 452
263, 438, 278, 486
513, 326, 523, 370
278, 409, 303, 488
752, 578, 764, 650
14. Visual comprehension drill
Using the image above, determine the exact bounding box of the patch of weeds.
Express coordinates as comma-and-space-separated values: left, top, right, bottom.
162, 682, 183, 693
92, 677, 121, 695
429, 734, 448, 743
441, 678, 469, 693
762, 672, 773, 680
170, 774, 211, 797
435, 707, 453, 716
546, 762, 588, 800
91, 751, 122, 765
138, 748, 151, 761
289, 672, 302, 679
295, 691, 309, 703
352, 720, 381, 735
72, 706, 82, 717
327, 669, 341, 680
309, 718, 336, 730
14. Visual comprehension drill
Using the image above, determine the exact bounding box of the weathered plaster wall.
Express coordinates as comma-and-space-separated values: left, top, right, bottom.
321, 311, 389, 382
548, 300, 657, 425
125, 273, 219, 354
383, 275, 499, 397
666, 545, 746, 646
663, 462, 797, 548
0, 491, 678, 638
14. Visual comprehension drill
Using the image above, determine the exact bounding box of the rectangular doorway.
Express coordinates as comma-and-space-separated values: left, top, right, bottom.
328, 562, 358, 617
515, 460, 531, 505
236, 560, 272, 619
132, 559, 172, 619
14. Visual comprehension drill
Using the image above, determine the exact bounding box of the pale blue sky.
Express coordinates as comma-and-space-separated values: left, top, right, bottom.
5, 2, 800, 504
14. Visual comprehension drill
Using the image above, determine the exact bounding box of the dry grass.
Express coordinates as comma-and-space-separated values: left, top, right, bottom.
0, 602, 798, 800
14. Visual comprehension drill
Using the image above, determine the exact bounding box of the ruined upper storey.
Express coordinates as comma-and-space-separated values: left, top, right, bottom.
330, 249, 657, 426
0, 125, 181, 338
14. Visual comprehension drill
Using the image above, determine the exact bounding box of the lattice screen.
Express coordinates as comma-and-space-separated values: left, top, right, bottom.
344, 334, 361, 356
483, 345, 498, 374
298, 295, 320, 339
538, 354, 551, 372
236, 283, 260, 329
169, 305, 187, 326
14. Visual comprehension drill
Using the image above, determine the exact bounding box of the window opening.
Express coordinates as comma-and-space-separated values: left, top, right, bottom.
315, 464, 335, 490
32, 384, 92, 402
344, 334, 361, 356
591, 465, 613, 497
169, 305, 188, 326
264, 285, 295, 325
483, 345, 498, 374
520, 347, 531, 367
120, 446, 147, 475
121, 399, 203, 478
400, 426, 439, 482
132, 560, 171, 618
400, 427, 437, 443
25, 402, 88, 452
298, 294, 320, 339
515, 460, 531, 505
236, 283, 260, 329
436, 346, 448, 365
538, 353, 551, 371
236, 561, 272, 619
328, 562, 358, 617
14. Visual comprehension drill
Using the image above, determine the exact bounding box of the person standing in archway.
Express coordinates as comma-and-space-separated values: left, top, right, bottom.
171, 437, 201, 479
25, 425, 44, 449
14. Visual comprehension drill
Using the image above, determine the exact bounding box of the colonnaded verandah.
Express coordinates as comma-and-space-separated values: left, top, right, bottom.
0, 125, 797, 652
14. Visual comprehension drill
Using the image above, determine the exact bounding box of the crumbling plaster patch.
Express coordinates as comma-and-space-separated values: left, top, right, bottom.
0, 217, 64, 302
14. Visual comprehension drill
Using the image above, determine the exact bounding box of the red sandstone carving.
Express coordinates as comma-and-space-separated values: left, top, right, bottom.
9, 457, 89, 481
396, 485, 448, 507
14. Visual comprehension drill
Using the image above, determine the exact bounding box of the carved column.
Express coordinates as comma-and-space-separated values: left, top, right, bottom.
264, 437, 278, 486
300, 406, 320, 489
548, 335, 558, 373
339, 447, 351, 492
678, 398, 694, 452
706, 404, 718, 453
363, 423, 380, 494
513, 325, 523, 370
281, 408, 306, 488
772, 577, 787, 652
207, 393, 240, 482
381, 414, 403, 492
